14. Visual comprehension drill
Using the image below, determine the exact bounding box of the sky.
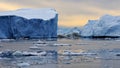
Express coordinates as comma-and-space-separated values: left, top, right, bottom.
0, 0, 120, 27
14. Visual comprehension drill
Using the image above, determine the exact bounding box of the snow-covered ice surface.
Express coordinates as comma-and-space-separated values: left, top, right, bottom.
0, 8, 58, 39
0, 8, 57, 20
81, 15, 120, 37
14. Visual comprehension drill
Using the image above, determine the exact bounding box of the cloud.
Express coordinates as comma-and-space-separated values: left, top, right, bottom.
1, 0, 119, 15
0, 0, 119, 26
62, 0, 120, 10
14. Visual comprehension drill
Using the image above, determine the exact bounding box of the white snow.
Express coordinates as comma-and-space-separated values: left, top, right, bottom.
0, 8, 57, 20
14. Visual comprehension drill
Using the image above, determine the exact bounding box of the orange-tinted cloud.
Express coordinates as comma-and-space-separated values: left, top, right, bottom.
0, 2, 33, 11
0, 2, 22, 11
59, 15, 99, 27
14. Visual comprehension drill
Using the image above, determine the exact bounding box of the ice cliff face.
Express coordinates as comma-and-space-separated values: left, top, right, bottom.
81, 15, 120, 37
0, 8, 58, 39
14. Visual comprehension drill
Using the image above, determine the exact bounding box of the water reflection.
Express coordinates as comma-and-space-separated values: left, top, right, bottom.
0, 50, 120, 68
0, 42, 120, 68
97, 49, 120, 68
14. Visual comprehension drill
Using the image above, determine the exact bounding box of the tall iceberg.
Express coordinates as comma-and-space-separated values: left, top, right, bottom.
0, 8, 58, 39
81, 15, 120, 38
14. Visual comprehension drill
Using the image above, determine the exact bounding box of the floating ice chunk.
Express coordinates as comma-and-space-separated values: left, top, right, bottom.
22, 51, 47, 56
33, 40, 48, 46
33, 40, 47, 44
13, 51, 23, 56
53, 43, 71, 46
0, 39, 15, 42
37, 51, 47, 56
17, 62, 30, 67
29, 46, 42, 50
34, 44, 48, 47
59, 50, 96, 56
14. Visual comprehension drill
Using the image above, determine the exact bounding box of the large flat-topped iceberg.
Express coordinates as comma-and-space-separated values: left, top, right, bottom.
0, 8, 57, 20
0, 8, 58, 39
81, 15, 120, 37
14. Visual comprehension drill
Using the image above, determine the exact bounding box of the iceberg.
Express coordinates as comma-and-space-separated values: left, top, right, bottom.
0, 8, 58, 39
81, 15, 120, 37
58, 27, 81, 35
58, 27, 81, 39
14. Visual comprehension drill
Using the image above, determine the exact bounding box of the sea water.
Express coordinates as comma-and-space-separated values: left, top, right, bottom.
0, 39, 120, 68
